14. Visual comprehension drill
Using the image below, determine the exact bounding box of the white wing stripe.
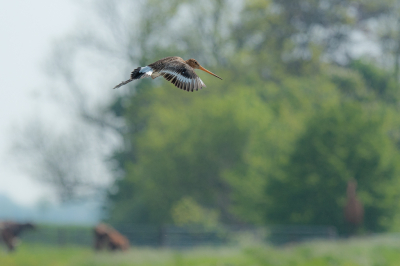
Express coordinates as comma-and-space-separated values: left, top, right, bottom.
161, 69, 175, 75
162, 69, 190, 83
139, 66, 153, 77
139, 66, 152, 73
159, 68, 206, 90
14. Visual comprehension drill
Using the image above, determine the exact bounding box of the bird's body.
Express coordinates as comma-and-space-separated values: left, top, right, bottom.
113, 56, 222, 91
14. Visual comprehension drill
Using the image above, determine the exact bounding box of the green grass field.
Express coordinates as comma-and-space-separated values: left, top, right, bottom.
1, 235, 400, 266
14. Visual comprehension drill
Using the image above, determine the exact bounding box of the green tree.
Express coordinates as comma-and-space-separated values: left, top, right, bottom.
107, 72, 346, 225
19, 0, 400, 231
266, 103, 400, 233
351, 60, 399, 104
107, 80, 273, 224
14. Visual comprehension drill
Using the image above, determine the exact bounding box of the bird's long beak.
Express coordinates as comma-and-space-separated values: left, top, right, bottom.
199, 66, 223, 80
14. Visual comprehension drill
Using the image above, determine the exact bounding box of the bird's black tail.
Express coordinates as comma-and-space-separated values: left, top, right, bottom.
112, 67, 146, 89
130, 67, 146, 79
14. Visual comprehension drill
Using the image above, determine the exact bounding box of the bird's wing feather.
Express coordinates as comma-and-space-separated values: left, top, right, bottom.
157, 61, 206, 92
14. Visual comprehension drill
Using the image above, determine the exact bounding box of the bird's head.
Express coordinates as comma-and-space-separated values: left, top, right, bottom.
185, 59, 223, 80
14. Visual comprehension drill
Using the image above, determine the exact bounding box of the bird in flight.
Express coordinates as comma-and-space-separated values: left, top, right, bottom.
113, 56, 222, 92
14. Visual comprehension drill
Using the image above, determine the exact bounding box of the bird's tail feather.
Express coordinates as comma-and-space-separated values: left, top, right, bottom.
131, 67, 146, 79
113, 78, 133, 89
112, 67, 151, 89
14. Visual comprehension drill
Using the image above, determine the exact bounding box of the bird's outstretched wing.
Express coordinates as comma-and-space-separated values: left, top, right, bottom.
149, 57, 206, 92
160, 64, 206, 92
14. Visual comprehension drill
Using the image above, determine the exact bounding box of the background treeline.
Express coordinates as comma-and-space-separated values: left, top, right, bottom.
103, 0, 400, 234
15, 0, 400, 235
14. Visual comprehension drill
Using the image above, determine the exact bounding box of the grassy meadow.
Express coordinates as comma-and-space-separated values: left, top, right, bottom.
1, 235, 400, 266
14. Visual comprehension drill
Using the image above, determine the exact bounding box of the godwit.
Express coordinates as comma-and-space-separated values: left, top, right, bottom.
113, 56, 222, 92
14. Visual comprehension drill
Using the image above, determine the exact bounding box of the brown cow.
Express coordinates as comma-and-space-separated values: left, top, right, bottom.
94, 223, 129, 251
0, 221, 35, 252
344, 180, 364, 236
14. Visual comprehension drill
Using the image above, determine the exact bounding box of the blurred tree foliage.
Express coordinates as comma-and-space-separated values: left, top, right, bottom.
32, 0, 400, 233
102, 0, 400, 233
266, 103, 400, 232
171, 196, 220, 228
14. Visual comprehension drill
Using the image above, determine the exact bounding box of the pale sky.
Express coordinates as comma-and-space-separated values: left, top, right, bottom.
0, 0, 78, 206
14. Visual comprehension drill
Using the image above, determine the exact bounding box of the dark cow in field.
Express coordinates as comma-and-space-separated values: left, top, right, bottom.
94, 223, 129, 251
344, 180, 364, 236
0, 221, 35, 252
